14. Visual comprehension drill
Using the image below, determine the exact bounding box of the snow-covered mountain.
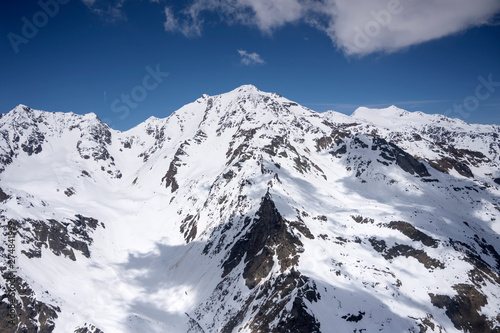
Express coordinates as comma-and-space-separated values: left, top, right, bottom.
1, 85, 500, 333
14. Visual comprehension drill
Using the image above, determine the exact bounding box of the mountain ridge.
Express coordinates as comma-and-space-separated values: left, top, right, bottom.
1, 86, 500, 332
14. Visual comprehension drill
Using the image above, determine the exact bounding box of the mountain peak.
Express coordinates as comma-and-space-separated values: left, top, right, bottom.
351, 105, 435, 130
234, 84, 260, 93
195, 85, 262, 104
11, 104, 32, 114
15, 103, 30, 109
352, 105, 408, 119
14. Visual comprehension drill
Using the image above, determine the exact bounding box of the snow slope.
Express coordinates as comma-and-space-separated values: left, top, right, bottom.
1, 85, 500, 333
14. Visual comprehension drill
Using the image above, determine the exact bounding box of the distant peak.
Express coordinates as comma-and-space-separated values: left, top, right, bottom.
351, 105, 410, 119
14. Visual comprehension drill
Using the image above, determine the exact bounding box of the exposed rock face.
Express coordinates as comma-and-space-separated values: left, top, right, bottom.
15, 215, 101, 261
430, 284, 492, 332
368, 237, 445, 270
162, 143, 190, 193
387, 221, 439, 248
0, 187, 9, 202
371, 136, 431, 177
222, 194, 308, 288
0, 272, 60, 333
212, 194, 321, 332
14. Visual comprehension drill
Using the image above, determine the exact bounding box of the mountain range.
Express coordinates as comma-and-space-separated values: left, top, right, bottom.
1, 85, 500, 332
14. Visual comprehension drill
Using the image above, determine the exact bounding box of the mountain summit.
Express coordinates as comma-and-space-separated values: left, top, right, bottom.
1, 86, 500, 333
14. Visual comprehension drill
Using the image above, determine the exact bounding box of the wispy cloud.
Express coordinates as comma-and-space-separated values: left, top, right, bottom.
160, 0, 500, 56
164, 6, 203, 37
237, 50, 265, 66
164, 7, 179, 33
81, 0, 127, 23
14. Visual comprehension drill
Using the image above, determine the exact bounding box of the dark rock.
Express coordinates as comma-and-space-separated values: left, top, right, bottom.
371, 137, 430, 177
222, 170, 235, 180
330, 144, 347, 157
193, 130, 207, 144
263, 136, 286, 156
428, 158, 473, 178
21, 131, 45, 156
222, 193, 304, 288
412, 133, 422, 141
278, 296, 321, 332
384, 244, 444, 269
369, 237, 444, 270
162, 141, 190, 192
429, 284, 494, 332
315, 136, 333, 152
226, 129, 257, 165
0, 272, 60, 333
424, 143, 490, 178
180, 214, 199, 243
162, 156, 180, 192
17, 215, 100, 261
387, 221, 439, 248
222, 271, 321, 333
450, 239, 500, 285
0, 187, 9, 202
368, 237, 387, 253
472, 235, 500, 273
395, 153, 431, 177
351, 215, 374, 224
342, 311, 365, 323
64, 187, 76, 197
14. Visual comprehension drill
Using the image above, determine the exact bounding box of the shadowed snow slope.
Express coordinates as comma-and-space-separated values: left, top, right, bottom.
1, 86, 500, 332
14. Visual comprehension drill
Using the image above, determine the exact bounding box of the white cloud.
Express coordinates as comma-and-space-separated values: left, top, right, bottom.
162, 0, 500, 56
237, 50, 265, 65
164, 7, 179, 33
326, 0, 500, 55
81, 0, 127, 22
236, 0, 304, 33
163, 6, 203, 37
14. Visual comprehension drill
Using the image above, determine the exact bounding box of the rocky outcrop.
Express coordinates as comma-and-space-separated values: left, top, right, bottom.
0, 272, 60, 333
15, 215, 101, 261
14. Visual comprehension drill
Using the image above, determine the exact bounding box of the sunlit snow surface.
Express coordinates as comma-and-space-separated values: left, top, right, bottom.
1, 86, 500, 332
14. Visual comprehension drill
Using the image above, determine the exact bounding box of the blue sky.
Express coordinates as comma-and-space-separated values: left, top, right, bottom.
1, 0, 500, 131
